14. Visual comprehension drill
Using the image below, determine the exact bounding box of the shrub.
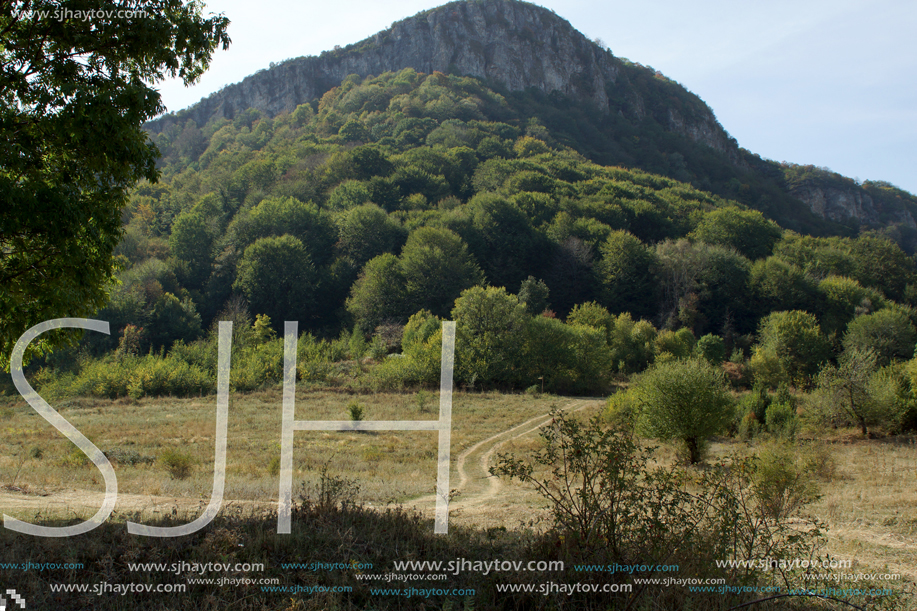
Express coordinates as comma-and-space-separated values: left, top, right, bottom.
364, 356, 415, 391
159, 449, 194, 480
231, 340, 283, 392
492, 408, 827, 603
347, 327, 368, 359
738, 410, 761, 440
105, 448, 155, 466
765, 401, 798, 439
60, 445, 89, 468
493, 408, 685, 561
348, 401, 365, 422
128, 356, 213, 399
695, 333, 726, 365
268, 455, 281, 477
68, 357, 134, 398
749, 441, 820, 521
653, 328, 695, 360
302, 460, 361, 511
414, 389, 432, 413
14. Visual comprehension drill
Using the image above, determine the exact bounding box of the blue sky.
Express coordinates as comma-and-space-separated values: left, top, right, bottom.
155, 0, 917, 195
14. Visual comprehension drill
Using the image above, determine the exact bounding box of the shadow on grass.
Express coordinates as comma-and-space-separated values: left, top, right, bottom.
0, 500, 902, 611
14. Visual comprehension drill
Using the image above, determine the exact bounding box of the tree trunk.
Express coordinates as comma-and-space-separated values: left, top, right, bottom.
686, 437, 701, 464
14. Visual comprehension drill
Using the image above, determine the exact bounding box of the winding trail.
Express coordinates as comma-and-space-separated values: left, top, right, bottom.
404, 399, 603, 517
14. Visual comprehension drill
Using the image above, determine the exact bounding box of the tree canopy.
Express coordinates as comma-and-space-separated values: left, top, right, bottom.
1, 0, 230, 365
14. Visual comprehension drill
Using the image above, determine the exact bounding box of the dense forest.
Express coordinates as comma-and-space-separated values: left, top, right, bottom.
16, 68, 917, 419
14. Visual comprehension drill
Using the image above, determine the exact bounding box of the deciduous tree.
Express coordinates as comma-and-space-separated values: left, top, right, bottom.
1, 0, 229, 365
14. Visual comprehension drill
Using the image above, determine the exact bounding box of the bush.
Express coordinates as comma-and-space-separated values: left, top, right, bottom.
695, 333, 726, 364
414, 389, 432, 413
737, 410, 761, 440
493, 408, 687, 561
653, 327, 695, 360
366, 353, 423, 391
128, 356, 213, 399
231, 340, 283, 392
68, 357, 134, 398
104, 448, 155, 466
159, 449, 194, 480
348, 401, 364, 422
749, 441, 820, 521
492, 408, 827, 604
765, 401, 798, 438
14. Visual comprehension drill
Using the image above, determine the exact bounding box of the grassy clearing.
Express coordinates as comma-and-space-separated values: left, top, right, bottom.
805, 435, 917, 583
2, 389, 917, 608
0, 389, 561, 518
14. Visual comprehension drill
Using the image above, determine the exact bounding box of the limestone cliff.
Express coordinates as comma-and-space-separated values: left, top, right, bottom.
785, 166, 917, 231
147, 0, 733, 155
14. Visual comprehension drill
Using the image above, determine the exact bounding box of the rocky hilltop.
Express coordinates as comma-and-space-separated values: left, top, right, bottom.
146, 0, 917, 236
147, 0, 733, 154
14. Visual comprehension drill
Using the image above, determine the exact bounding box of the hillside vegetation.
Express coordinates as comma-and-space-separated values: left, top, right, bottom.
9, 68, 917, 404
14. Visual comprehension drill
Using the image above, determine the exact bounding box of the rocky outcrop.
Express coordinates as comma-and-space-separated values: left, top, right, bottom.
790, 182, 917, 228
146, 0, 732, 156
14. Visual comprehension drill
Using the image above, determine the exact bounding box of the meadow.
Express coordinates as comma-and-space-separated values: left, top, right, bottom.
2, 387, 916, 610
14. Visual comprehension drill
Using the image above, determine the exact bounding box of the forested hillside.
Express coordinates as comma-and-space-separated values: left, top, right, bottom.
12, 66, 912, 401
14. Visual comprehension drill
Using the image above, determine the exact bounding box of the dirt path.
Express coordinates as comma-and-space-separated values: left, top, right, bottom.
403, 399, 602, 518
0, 487, 272, 518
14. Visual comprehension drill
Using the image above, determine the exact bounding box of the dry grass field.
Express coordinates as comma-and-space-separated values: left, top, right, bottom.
0, 389, 580, 525
2, 389, 917, 608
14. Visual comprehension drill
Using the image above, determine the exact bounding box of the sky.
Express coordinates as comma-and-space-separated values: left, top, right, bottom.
155, 0, 917, 195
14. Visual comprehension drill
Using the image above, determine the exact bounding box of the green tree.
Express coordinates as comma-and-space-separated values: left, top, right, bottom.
169, 210, 214, 289
345, 254, 408, 333
594, 230, 657, 318
695, 334, 726, 365
751, 311, 832, 387
817, 276, 885, 335
224, 196, 336, 264
335, 203, 405, 266
843, 308, 917, 366
632, 357, 734, 463
848, 235, 915, 301
462, 193, 541, 289
654, 239, 749, 333
747, 257, 819, 317
400, 227, 484, 317
401, 309, 440, 350
233, 235, 320, 329
524, 316, 612, 394
607, 313, 657, 374
689, 207, 782, 260
518, 276, 551, 316
451, 286, 529, 387
1, 0, 229, 365
566, 301, 614, 343
810, 348, 896, 437
147, 292, 202, 350
654, 328, 696, 360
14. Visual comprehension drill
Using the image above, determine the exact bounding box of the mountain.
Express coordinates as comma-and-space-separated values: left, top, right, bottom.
148, 0, 732, 154
145, 0, 917, 249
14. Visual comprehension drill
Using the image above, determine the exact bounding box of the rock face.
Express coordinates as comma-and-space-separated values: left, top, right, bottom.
147, 0, 731, 154
790, 183, 917, 228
